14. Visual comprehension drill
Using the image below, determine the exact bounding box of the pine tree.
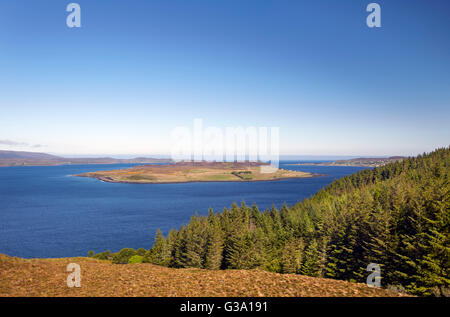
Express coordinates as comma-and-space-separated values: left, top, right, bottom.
413, 176, 450, 296
205, 216, 224, 270
143, 229, 170, 265
181, 215, 208, 268
300, 239, 321, 277
280, 237, 304, 273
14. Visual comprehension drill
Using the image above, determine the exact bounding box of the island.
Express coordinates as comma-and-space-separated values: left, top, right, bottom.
75, 161, 316, 184
287, 156, 407, 168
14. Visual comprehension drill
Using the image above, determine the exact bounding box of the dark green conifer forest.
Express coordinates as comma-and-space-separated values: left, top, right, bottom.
91, 147, 449, 296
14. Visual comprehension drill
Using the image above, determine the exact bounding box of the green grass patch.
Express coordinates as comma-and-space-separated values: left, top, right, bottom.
128, 255, 144, 264
126, 175, 156, 181
204, 174, 234, 181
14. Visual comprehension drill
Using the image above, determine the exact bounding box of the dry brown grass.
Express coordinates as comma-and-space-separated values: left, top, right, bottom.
0, 254, 408, 297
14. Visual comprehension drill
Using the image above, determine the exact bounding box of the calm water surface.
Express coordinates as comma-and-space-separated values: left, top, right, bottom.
0, 162, 367, 258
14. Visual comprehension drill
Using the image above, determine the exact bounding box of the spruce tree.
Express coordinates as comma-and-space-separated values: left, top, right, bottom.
205, 216, 224, 270
280, 237, 304, 274
300, 239, 321, 277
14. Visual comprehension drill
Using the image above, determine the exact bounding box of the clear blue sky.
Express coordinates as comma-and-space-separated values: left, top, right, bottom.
0, 0, 449, 156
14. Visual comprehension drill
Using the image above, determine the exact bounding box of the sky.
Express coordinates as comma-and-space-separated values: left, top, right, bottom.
0, 0, 449, 157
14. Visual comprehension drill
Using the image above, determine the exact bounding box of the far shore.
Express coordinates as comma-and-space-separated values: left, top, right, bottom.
287, 156, 406, 168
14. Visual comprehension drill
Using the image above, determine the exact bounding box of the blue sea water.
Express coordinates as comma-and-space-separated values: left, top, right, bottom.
0, 162, 367, 258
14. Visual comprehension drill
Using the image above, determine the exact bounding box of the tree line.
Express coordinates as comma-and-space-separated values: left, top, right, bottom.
90, 147, 449, 296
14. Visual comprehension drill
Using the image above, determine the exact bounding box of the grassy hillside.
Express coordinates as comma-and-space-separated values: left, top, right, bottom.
0, 254, 406, 297
103, 148, 448, 296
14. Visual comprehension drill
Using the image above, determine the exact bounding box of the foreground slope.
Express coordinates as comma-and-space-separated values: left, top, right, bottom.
0, 254, 405, 297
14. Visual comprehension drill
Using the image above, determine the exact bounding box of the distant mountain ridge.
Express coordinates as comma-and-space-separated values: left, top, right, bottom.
0, 150, 171, 166
0, 150, 62, 160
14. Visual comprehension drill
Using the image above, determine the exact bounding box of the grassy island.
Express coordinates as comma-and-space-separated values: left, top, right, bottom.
75, 161, 315, 184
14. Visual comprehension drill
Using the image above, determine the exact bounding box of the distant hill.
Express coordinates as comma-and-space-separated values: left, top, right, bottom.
0, 150, 171, 166
288, 156, 407, 167
0, 254, 406, 297
0, 150, 63, 160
